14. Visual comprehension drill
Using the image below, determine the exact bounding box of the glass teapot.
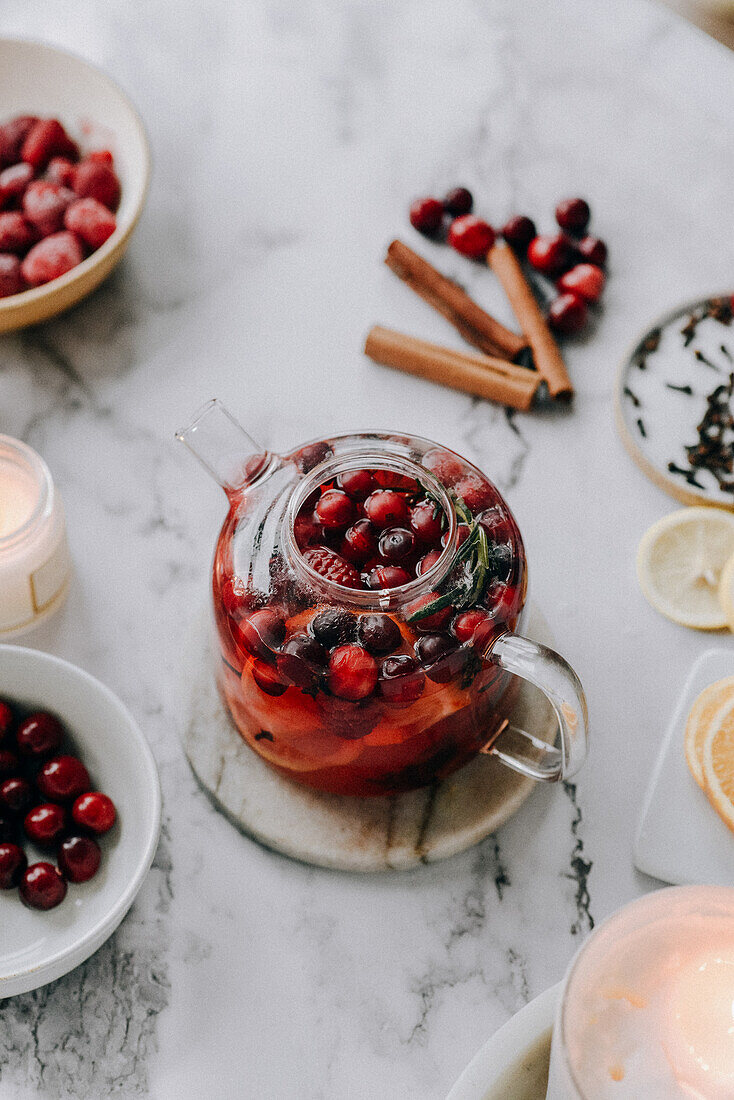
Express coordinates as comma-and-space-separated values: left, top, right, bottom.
178, 400, 588, 797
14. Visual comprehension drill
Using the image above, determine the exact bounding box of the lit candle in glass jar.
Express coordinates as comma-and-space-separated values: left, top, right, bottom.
546, 886, 734, 1099
0, 435, 71, 636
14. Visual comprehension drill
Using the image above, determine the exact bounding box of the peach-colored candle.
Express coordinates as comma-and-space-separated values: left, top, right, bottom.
0, 435, 71, 636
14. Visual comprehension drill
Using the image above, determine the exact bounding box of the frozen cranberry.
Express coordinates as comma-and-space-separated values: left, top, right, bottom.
16, 711, 64, 758
328, 645, 378, 700
548, 292, 587, 335
558, 263, 605, 304
443, 187, 473, 216
20, 861, 67, 910
71, 158, 120, 210
555, 198, 590, 234
71, 791, 116, 835
337, 469, 376, 500
409, 197, 444, 234
407, 592, 453, 633
417, 549, 442, 576
303, 546, 362, 588
0, 254, 23, 297
423, 448, 464, 486
477, 506, 512, 543
364, 490, 410, 529
448, 215, 495, 258
453, 609, 491, 644
0, 700, 12, 741
23, 180, 74, 235
367, 565, 412, 589
410, 500, 443, 543
237, 609, 286, 662
46, 156, 75, 187
341, 519, 378, 565
0, 842, 27, 888
36, 756, 91, 802
252, 660, 288, 696
0, 750, 20, 778
316, 489, 355, 530
0, 211, 35, 253
22, 120, 77, 171
58, 834, 101, 883
527, 234, 577, 278
277, 634, 327, 691
378, 656, 426, 706
454, 475, 495, 513
311, 609, 357, 648
21, 231, 84, 287
0, 117, 39, 163
0, 777, 32, 815
221, 575, 252, 617
374, 470, 418, 491
0, 161, 33, 206
24, 803, 66, 846
357, 614, 402, 655
415, 634, 465, 683
379, 527, 415, 562
64, 196, 116, 249
442, 523, 471, 549
576, 235, 607, 267
294, 440, 332, 473
294, 511, 321, 551
502, 215, 537, 253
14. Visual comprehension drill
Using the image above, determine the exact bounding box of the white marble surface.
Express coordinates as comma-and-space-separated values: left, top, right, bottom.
0, 1, 732, 1096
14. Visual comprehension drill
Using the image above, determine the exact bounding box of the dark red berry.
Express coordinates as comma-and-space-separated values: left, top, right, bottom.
410, 501, 443, 543
341, 519, 378, 565
237, 609, 286, 661
252, 660, 288, 696
367, 565, 412, 589
71, 158, 120, 210
21, 231, 84, 286
327, 645, 378, 700
16, 711, 64, 757
423, 448, 464, 486
0, 842, 27, 888
24, 802, 66, 846
337, 469, 377, 500
558, 263, 605, 303
294, 440, 332, 473
453, 609, 491, 644
23, 180, 74, 236
486, 580, 520, 624
22, 119, 78, 171
555, 198, 591, 234
36, 756, 91, 802
72, 791, 116, 835
415, 634, 466, 684
0, 117, 39, 164
0, 749, 20, 778
64, 196, 116, 248
0, 777, 32, 814
302, 546, 362, 589
364, 490, 410, 529
294, 511, 321, 551
454, 475, 495, 514
409, 197, 444, 235
0, 161, 33, 206
443, 187, 473, 217
0, 253, 23, 297
58, 834, 101, 883
311, 609, 357, 648
548, 292, 587, 335
417, 549, 442, 576
527, 234, 577, 278
477, 506, 512, 543
378, 656, 425, 706
379, 527, 415, 562
576, 235, 607, 267
0, 211, 35, 253
357, 614, 402, 655
502, 215, 537, 253
407, 592, 453, 633
0, 700, 12, 741
20, 862, 67, 910
277, 634, 327, 690
315, 489, 355, 530
448, 215, 495, 259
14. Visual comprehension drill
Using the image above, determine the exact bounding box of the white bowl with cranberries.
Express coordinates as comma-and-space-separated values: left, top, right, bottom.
0, 644, 160, 998
0, 38, 150, 332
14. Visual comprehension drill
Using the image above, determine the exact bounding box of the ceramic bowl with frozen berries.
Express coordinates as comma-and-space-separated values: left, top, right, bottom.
0, 38, 150, 333
0, 644, 160, 998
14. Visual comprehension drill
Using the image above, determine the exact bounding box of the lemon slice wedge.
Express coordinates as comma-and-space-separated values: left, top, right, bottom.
685, 677, 734, 789
637, 508, 734, 630
702, 695, 734, 833
719, 551, 734, 632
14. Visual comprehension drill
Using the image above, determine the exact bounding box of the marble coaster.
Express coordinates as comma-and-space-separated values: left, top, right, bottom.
182, 606, 556, 872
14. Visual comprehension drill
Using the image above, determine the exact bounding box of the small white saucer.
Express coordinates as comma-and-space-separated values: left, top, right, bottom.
635, 647, 734, 886
447, 983, 559, 1100
0, 645, 161, 998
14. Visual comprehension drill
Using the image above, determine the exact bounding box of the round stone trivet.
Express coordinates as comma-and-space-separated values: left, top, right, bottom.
182, 606, 557, 872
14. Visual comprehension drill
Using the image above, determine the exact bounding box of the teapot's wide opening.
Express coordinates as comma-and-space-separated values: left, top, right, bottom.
283, 449, 459, 610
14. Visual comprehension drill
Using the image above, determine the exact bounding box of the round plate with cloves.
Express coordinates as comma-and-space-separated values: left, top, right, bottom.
616, 295, 734, 510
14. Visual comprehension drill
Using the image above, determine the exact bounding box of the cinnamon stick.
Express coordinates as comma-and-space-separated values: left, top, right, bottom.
385, 239, 527, 361
487, 240, 574, 399
364, 326, 542, 412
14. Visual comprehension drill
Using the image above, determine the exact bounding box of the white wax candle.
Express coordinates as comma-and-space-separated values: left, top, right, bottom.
0, 456, 39, 538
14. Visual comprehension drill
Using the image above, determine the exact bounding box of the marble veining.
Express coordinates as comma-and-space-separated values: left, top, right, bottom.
0, 0, 732, 1095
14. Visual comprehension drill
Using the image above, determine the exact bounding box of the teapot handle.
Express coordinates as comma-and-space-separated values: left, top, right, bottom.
477, 631, 588, 782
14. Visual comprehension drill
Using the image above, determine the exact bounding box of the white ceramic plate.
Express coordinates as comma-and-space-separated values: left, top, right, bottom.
447, 983, 559, 1100
0, 38, 150, 332
0, 645, 161, 998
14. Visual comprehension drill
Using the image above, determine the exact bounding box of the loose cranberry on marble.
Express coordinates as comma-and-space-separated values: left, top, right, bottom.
24, 802, 66, 846
378, 656, 426, 706
548, 292, 587, 335
340, 519, 378, 565
72, 792, 116, 835
527, 234, 577, 278
0, 700, 12, 741
311, 608, 358, 649
407, 592, 453, 633
337, 469, 377, 500
16, 711, 64, 758
252, 660, 288, 696
453, 609, 491, 644
366, 565, 412, 589
236, 609, 286, 662
327, 645, 378, 700
0, 842, 27, 889
36, 756, 91, 802
357, 614, 402, 655
410, 500, 443, 543
555, 197, 591, 234
58, 834, 101, 883
415, 634, 465, 684
576, 235, 607, 267
315, 489, 355, 530
448, 215, 495, 259
409, 197, 444, 235
364, 490, 410, 530
0, 777, 32, 815
379, 527, 415, 562
417, 549, 442, 576
277, 634, 327, 690
422, 448, 464, 486
442, 523, 471, 549
558, 263, 605, 304
20, 862, 67, 910
501, 215, 537, 254
443, 187, 473, 217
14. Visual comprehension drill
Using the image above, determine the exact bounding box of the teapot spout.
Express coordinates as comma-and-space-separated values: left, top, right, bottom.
176, 399, 269, 496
